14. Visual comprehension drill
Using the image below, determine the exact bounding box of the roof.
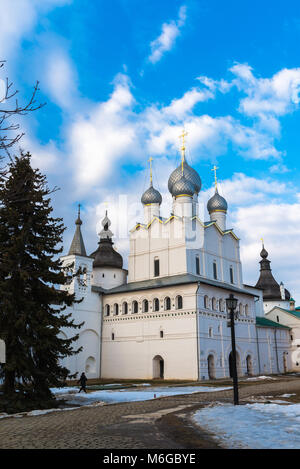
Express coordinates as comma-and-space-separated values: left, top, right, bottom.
280, 308, 300, 319
256, 316, 290, 330
68, 214, 87, 257
97, 273, 258, 296
255, 246, 290, 301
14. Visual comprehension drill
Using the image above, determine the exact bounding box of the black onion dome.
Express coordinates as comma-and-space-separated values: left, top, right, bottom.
141, 183, 162, 205
172, 174, 195, 197
207, 188, 228, 213
91, 211, 123, 269
255, 246, 290, 301
168, 160, 201, 195
92, 239, 123, 269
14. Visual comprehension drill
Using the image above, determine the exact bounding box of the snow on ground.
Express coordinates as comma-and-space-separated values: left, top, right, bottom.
0, 385, 231, 420
55, 385, 232, 406
193, 402, 300, 449
245, 375, 277, 381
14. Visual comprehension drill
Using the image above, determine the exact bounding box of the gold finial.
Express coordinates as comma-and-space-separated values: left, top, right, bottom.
148, 156, 153, 185
179, 129, 188, 175
211, 165, 219, 190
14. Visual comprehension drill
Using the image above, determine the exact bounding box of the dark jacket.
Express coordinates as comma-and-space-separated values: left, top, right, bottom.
79, 374, 87, 385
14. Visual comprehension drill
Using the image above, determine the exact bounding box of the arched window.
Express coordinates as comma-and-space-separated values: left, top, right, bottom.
132, 300, 139, 314
176, 295, 183, 310
219, 299, 224, 312
143, 299, 149, 313
245, 304, 249, 317
212, 297, 217, 310
208, 327, 213, 338
105, 304, 110, 316
164, 297, 171, 311
153, 298, 159, 312
114, 303, 119, 315
239, 303, 243, 316
122, 301, 128, 315
204, 295, 209, 309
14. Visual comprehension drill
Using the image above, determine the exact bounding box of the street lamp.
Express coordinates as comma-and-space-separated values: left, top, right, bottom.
226, 293, 239, 405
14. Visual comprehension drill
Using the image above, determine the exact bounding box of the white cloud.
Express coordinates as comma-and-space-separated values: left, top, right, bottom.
148, 5, 187, 64
0, 0, 72, 58
43, 49, 78, 109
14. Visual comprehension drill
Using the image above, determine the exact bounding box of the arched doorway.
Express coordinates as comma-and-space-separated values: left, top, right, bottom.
229, 351, 241, 377
207, 354, 216, 379
153, 355, 164, 379
246, 355, 253, 376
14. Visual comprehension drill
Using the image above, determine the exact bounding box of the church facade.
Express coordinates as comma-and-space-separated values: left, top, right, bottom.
59, 143, 293, 381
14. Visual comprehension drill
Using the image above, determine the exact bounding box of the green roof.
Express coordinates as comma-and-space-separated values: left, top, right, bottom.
282, 308, 300, 319
256, 316, 290, 329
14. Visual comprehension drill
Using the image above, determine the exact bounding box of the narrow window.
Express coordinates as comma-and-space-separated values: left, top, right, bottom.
132, 300, 138, 314
176, 295, 183, 310
277, 315, 279, 323
112, 333, 115, 341
196, 256, 200, 275
209, 327, 213, 338
143, 299, 149, 313
153, 298, 159, 312
160, 331, 164, 338
105, 305, 110, 316
154, 258, 160, 277
213, 262, 217, 280
122, 302, 128, 315
165, 297, 171, 311
114, 303, 119, 315
230, 266, 234, 284
204, 296, 209, 309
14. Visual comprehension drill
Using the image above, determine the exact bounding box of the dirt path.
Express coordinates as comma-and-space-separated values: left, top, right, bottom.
0, 377, 300, 449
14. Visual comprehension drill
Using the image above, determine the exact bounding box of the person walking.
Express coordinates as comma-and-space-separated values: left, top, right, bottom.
78, 372, 88, 393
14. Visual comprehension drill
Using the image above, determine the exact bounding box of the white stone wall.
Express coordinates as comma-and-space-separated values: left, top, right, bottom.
255, 326, 291, 374
101, 284, 199, 380
266, 307, 300, 371
59, 254, 102, 379
196, 284, 258, 379
92, 266, 127, 289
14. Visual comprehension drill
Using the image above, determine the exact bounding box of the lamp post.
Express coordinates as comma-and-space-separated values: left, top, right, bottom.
226, 293, 239, 405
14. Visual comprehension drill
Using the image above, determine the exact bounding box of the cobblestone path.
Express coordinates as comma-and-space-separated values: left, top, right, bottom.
1, 377, 300, 449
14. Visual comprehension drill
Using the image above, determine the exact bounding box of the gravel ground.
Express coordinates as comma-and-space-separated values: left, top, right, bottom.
0, 376, 300, 449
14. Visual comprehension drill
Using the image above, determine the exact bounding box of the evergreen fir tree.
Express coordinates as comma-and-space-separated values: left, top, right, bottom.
0, 151, 83, 412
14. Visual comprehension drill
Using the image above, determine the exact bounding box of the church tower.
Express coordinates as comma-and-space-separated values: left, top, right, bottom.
60, 205, 93, 296
91, 211, 127, 289
207, 166, 228, 231
255, 243, 291, 313
141, 157, 162, 224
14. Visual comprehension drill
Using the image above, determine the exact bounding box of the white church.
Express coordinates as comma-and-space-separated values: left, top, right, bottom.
59, 136, 298, 381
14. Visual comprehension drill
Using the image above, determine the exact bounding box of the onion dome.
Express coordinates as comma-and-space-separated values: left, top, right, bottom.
255, 244, 290, 301
172, 174, 195, 197
207, 188, 228, 214
141, 182, 162, 205
91, 212, 123, 269
168, 159, 201, 196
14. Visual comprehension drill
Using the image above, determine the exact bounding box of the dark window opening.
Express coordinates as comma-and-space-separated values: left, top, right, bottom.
160, 331, 164, 338
153, 298, 159, 312
213, 262, 218, 280
196, 256, 200, 275
154, 259, 160, 277
230, 267, 234, 284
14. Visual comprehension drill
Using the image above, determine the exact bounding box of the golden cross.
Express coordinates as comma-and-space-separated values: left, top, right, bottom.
179, 129, 188, 152
211, 165, 219, 190
179, 129, 188, 174
148, 157, 153, 184
261, 237, 264, 246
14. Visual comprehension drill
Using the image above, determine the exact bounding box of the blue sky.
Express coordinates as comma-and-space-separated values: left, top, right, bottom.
1, 0, 300, 301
